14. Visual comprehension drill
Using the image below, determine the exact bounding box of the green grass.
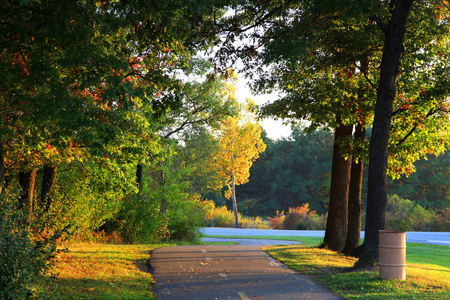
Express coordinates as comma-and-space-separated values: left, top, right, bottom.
205, 234, 450, 299
46, 236, 449, 300
46, 243, 167, 300
264, 243, 449, 299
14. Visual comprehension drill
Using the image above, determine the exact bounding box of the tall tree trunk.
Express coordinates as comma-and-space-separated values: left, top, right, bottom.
231, 155, 239, 228
136, 163, 143, 193
18, 169, 38, 221
41, 165, 57, 213
343, 124, 366, 256
322, 123, 353, 251
0, 137, 4, 194
356, 0, 414, 268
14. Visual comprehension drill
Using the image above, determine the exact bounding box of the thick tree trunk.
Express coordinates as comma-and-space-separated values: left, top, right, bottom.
322, 123, 353, 251
136, 163, 143, 193
18, 169, 38, 221
356, 0, 413, 268
343, 125, 366, 256
41, 165, 58, 213
0, 138, 4, 194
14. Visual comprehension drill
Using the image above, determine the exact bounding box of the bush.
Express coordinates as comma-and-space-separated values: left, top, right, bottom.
166, 195, 204, 242
435, 209, 450, 231
202, 200, 270, 228
268, 210, 285, 229
115, 193, 169, 244
385, 194, 440, 231
204, 202, 236, 227
280, 204, 326, 230
0, 189, 63, 300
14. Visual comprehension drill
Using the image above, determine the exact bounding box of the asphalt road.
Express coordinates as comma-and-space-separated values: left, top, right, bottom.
200, 228, 450, 246
151, 244, 341, 300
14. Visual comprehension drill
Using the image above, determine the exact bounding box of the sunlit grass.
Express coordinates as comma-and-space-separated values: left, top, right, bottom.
45, 236, 449, 299
265, 243, 450, 299
47, 243, 169, 300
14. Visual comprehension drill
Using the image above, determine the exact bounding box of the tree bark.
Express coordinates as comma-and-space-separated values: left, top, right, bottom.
136, 163, 143, 193
231, 154, 239, 228
0, 137, 4, 194
322, 123, 353, 251
356, 0, 414, 267
18, 169, 38, 221
343, 124, 366, 256
41, 165, 58, 213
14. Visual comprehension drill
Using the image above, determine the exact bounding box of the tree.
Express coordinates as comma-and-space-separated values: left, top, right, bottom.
358, 0, 416, 267
234, 124, 333, 216
216, 111, 266, 228
210, 0, 449, 258
0, 0, 234, 219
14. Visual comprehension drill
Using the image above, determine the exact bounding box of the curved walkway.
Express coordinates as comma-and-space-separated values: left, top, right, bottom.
151, 244, 341, 300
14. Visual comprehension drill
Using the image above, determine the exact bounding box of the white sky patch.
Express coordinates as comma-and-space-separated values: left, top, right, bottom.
235, 74, 291, 140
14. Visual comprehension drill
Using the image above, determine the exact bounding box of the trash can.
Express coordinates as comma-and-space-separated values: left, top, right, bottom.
379, 230, 406, 280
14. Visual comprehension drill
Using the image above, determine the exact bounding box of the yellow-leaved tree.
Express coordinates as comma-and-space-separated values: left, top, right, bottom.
215, 104, 266, 228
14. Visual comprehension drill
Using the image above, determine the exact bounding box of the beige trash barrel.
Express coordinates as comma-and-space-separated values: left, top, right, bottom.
379, 230, 406, 280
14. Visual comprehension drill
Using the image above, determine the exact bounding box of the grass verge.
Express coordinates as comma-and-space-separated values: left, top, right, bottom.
46, 243, 169, 300
206, 234, 450, 299
264, 243, 450, 299
46, 239, 234, 299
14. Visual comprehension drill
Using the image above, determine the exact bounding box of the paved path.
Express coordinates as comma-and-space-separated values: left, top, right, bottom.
151, 244, 341, 300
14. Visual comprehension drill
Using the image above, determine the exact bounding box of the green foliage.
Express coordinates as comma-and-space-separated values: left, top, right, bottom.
387, 152, 450, 210
385, 194, 439, 232
49, 159, 133, 239
204, 203, 236, 227
281, 204, 327, 230
202, 200, 270, 228
0, 188, 64, 300
236, 125, 333, 215
115, 193, 168, 244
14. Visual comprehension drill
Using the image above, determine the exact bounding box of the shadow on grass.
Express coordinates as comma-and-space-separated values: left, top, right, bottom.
54, 275, 154, 300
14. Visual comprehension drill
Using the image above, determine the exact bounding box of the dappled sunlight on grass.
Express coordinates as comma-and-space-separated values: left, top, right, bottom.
265, 244, 450, 300
47, 243, 162, 300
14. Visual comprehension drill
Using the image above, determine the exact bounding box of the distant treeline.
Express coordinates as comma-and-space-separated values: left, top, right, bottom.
210, 126, 449, 217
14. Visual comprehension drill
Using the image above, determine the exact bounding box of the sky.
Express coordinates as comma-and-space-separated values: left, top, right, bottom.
235, 76, 292, 140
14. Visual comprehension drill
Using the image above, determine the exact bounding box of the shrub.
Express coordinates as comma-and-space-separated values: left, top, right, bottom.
115, 193, 169, 244
435, 209, 450, 231
268, 210, 285, 229
239, 216, 271, 229
0, 189, 64, 300
166, 195, 204, 242
280, 204, 326, 230
202, 200, 270, 228
297, 213, 327, 230
385, 194, 440, 231
205, 204, 236, 227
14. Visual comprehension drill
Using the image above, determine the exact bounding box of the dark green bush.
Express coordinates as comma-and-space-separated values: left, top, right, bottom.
0, 189, 63, 300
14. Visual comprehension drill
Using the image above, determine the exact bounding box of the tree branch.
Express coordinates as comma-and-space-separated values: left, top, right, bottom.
370, 15, 388, 34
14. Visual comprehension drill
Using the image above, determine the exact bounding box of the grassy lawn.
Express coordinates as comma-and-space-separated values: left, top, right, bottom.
46, 243, 164, 300
206, 235, 450, 299
45, 236, 449, 299
261, 237, 449, 299
45, 240, 231, 299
